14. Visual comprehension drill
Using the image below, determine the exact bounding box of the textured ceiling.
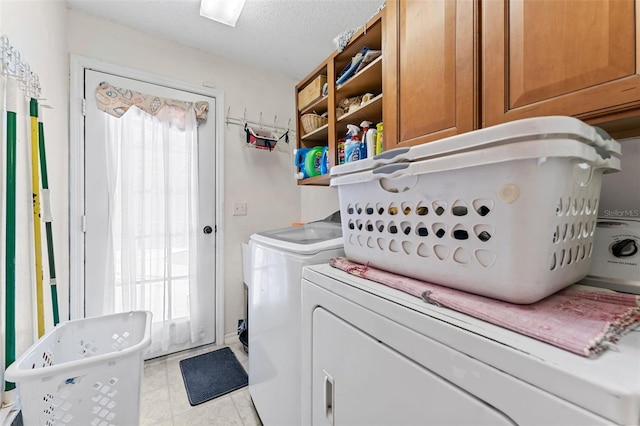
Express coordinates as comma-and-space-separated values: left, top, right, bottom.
67, 0, 384, 80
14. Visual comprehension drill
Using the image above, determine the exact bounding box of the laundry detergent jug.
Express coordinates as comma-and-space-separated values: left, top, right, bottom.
294, 148, 311, 179
320, 146, 329, 175
304, 146, 325, 178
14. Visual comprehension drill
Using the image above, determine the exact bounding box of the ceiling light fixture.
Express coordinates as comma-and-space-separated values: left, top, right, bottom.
200, 0, 247, 27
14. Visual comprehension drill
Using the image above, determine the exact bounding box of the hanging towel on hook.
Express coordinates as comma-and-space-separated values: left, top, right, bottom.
244, 123, 279, 151
279, 130, 290, 145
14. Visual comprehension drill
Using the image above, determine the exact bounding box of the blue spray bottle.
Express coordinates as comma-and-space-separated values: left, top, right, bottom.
344, 124, 361, 163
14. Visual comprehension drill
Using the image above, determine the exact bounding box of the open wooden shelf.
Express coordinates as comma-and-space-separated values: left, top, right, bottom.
300, 123, 329, 143
300, 95, 329, 116
298, 173, 331, 186
295, 9, 384, 186
336, 56, 382, 99
334, 17, 383, 75
336, 94, 383, 136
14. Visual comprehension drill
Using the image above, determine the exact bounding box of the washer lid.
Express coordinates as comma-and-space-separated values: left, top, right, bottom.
252, 221, 343, 254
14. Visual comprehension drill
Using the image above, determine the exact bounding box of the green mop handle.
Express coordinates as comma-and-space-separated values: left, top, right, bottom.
4, 76, 18, 391
38, 106, 59, 325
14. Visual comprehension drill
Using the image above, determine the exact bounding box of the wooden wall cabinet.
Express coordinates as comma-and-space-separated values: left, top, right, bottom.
334, 25, 383, 155
295, 11, 383, 186
297, 0, 640, 185
383, 0, 477, 149
382, 0, 640, 150
483, 0, 640, 129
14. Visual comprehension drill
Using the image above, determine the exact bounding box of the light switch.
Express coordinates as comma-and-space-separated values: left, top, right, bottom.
233, 202, 247, 216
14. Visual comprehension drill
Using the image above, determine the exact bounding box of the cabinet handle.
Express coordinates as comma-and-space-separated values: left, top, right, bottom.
323, 370, 335, 425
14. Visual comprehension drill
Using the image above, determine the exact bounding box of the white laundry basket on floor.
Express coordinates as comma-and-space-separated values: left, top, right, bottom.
5, 311, 152, 426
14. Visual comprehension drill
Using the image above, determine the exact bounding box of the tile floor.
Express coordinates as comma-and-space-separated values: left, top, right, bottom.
139, 342, 262, 426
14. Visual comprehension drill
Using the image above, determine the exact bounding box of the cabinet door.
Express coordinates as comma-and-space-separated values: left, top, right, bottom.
311, 307, 514, 426
483, 0, 640, 127
383, 0, 476, 149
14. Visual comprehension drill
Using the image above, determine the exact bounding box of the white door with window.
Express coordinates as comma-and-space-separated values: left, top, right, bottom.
83, 69, 216, 358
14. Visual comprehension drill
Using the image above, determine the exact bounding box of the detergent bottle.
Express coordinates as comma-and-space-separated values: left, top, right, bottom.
376, 122, 384, 156
367, 128, 377, 157
344, 124, 361, 163
294, 147, 311, 179
359, 120, 373, 159
336, 138, 346, 165
304, 146, 325, 178
320, 146, 329, 175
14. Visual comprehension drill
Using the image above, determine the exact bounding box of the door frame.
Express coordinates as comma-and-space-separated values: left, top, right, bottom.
69, 55, 225, 345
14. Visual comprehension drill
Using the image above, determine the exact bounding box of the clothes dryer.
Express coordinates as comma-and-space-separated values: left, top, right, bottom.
301, 263, 640, 425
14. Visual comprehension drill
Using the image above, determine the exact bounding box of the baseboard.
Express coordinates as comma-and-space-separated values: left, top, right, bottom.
224, 332, 240, 345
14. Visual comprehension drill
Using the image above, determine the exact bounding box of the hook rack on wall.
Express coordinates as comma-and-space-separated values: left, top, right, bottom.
226, 106, 295, 135
1, 35, 42, 99
226, 106, 295, 152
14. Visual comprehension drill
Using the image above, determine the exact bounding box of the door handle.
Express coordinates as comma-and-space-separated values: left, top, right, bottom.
203, 225, 213, 234
323, 370, 335, 425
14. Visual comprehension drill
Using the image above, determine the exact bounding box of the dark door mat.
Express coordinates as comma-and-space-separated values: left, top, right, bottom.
179, 347, 248, 406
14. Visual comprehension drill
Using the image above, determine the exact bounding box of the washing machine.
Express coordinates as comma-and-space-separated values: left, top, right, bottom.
581, 218, 640, 294
301, 263, 640, 425
248, 215, 344, 426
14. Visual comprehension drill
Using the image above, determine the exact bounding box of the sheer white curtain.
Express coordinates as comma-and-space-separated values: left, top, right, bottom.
103, 105, 204, 353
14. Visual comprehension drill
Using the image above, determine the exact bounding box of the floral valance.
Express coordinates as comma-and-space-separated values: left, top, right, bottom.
95, 81, 209, 123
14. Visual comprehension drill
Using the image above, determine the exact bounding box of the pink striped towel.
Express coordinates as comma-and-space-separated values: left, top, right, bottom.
330, 257, 640, 357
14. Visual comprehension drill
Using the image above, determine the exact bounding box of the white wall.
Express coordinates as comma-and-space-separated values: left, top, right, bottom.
301, 185, 340, 222
0, 1, 340, 360
67, 9, 305, 338
0, 0, 69, 355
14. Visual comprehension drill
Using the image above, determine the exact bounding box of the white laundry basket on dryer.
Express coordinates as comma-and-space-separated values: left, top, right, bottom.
330, 116, 622, 304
